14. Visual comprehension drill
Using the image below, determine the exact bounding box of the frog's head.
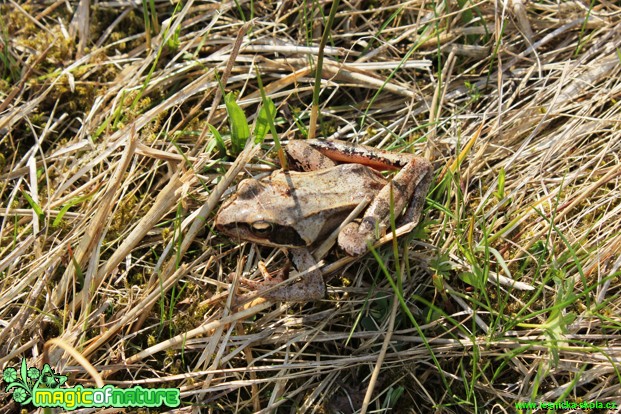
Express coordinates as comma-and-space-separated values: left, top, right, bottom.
215, 177, 317, 248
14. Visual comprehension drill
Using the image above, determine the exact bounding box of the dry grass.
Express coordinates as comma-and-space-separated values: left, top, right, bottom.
1, 1, 621, 413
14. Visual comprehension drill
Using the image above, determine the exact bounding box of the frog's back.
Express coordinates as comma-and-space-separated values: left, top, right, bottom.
283, 163, 387, 203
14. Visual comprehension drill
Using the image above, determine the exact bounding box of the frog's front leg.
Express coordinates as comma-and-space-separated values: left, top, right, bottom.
338, 156, 432, 255
255, 249, 326, 302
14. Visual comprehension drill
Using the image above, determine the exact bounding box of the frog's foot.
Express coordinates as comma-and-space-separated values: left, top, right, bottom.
228, 261, 287, 288
338, 218, 377, 256
227, 262, 285, 307
233, 255, 325, 303
260, 249, 325, 302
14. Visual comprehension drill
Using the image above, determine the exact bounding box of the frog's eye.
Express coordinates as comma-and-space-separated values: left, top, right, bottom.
251, 221, 273, 237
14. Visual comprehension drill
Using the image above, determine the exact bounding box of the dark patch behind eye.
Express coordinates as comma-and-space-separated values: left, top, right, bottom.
259, 224, 306, 247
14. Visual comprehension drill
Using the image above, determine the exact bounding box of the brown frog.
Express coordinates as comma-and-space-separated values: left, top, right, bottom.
215, 139, 432, 302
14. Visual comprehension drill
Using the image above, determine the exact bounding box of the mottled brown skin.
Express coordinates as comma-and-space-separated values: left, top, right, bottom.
215, 139, 433, 302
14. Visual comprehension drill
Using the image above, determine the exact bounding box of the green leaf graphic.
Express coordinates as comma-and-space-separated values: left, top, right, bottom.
55, 374, 68, 387
20, 359, 29, 391
4, 361, 34, 406
41, 364, 57, 388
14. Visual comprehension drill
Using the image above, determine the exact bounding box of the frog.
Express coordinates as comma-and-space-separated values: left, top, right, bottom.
214, 139, 432, 302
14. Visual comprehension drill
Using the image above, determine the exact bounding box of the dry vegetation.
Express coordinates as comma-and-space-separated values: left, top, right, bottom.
2, 1, 621, 413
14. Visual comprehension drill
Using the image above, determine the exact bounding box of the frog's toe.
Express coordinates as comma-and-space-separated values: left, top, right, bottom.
339, 222, 371, 256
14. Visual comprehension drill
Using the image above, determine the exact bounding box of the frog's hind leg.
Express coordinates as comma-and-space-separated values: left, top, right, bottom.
400, 160, 433, 226
285, 140, 338, 171
235, 249, 326, 304
260, 249, 325, 302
